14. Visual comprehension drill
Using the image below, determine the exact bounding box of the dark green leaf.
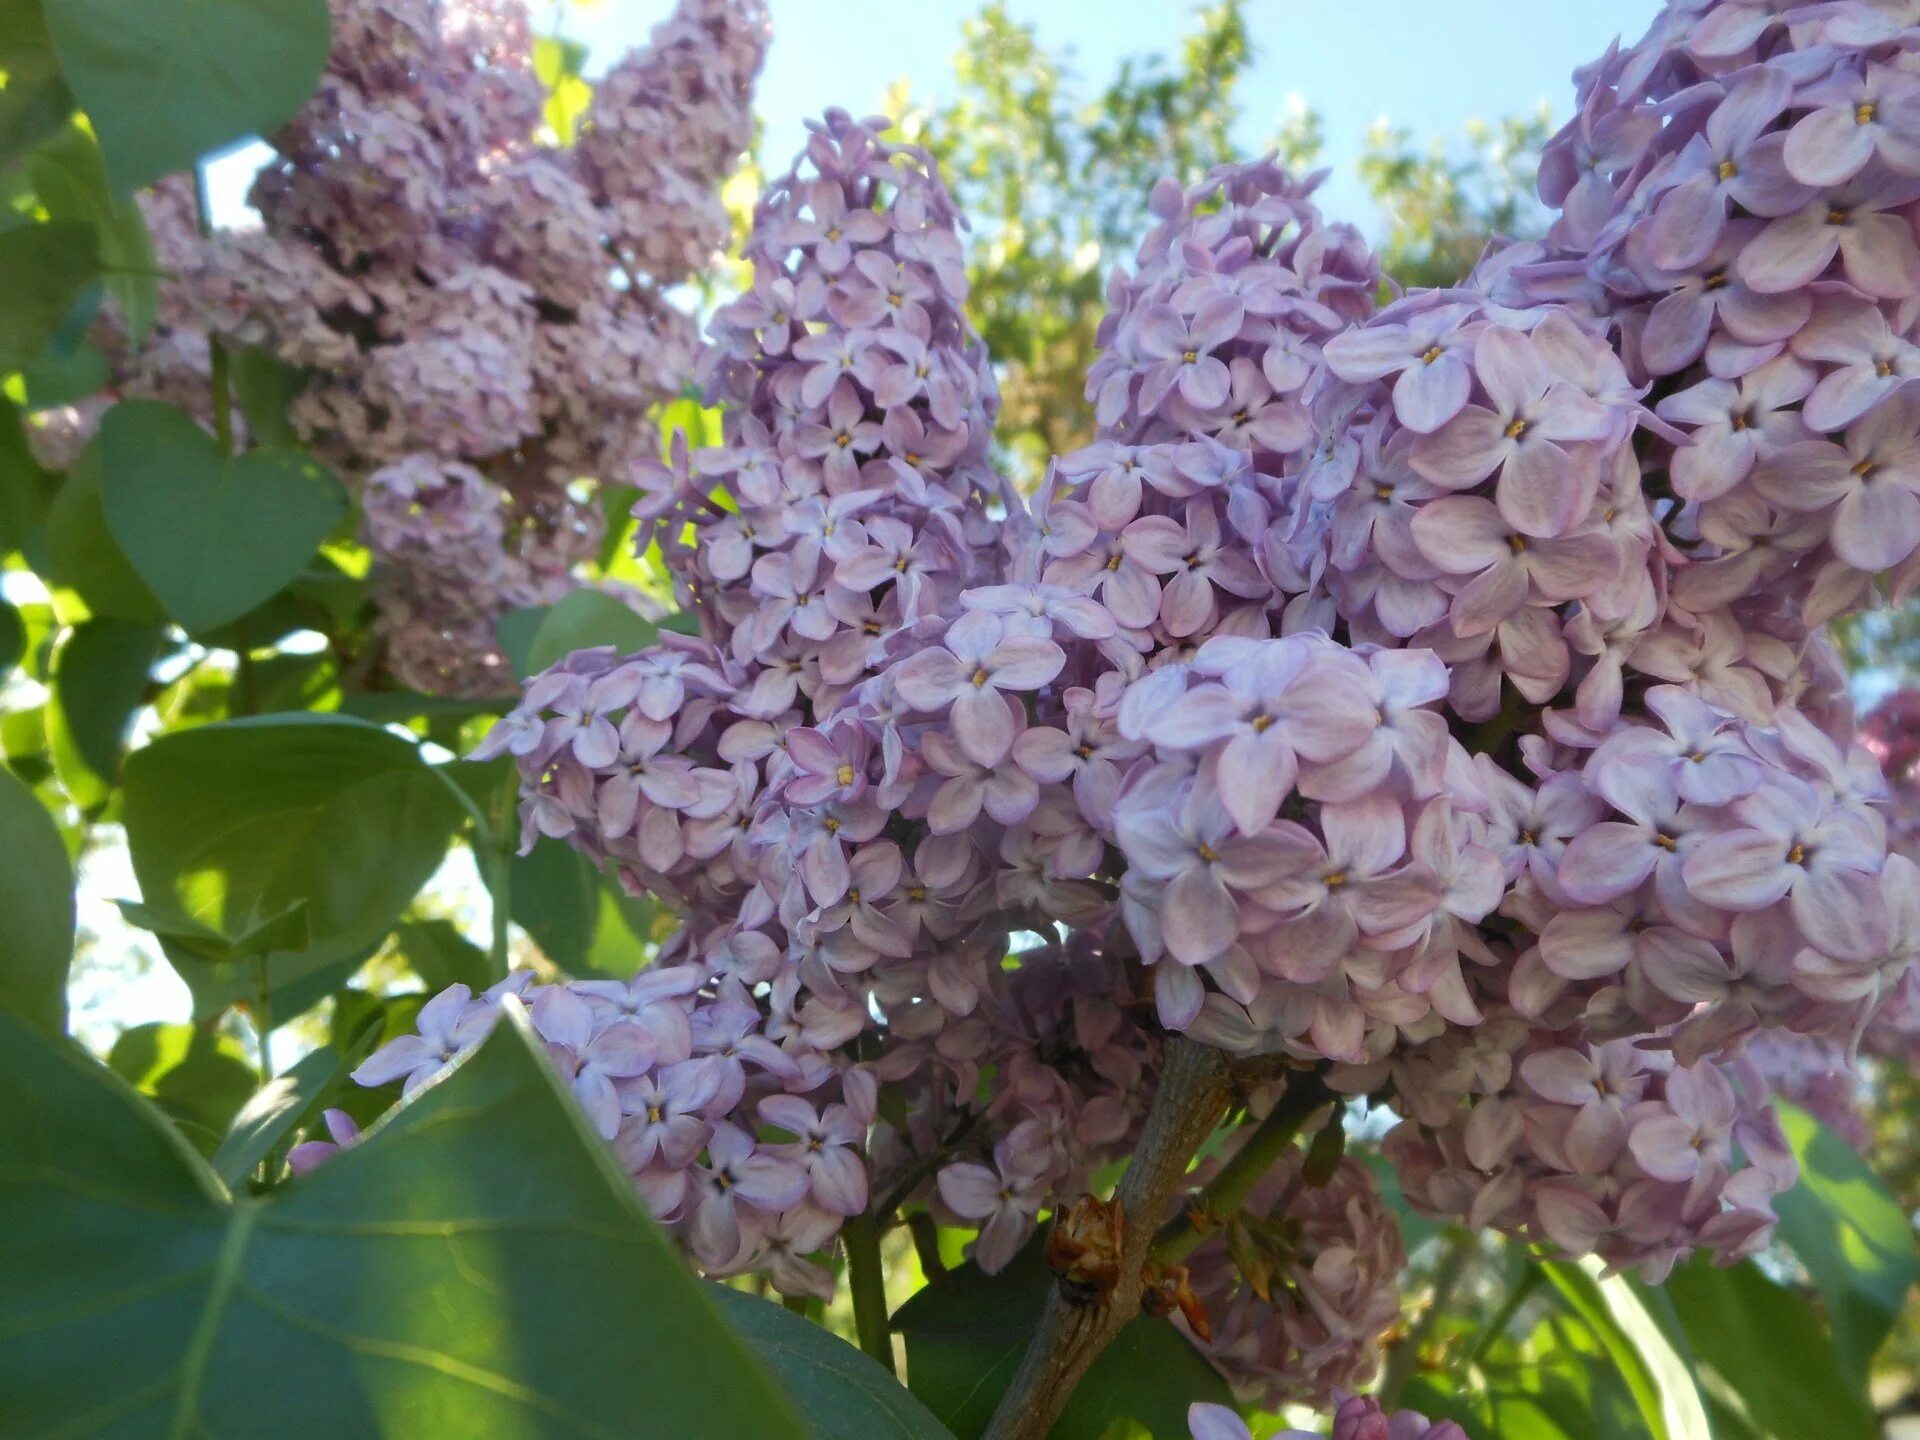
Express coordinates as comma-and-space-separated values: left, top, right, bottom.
230, 345, 306, 448
210, 1043, 342, 1187
710, 1285, 955, 1440
0, 1003, 816, 1439
43, 437, 164, 622
26, 121, 156, 341
393, 917, 496, 993
98, 400, 348, 634
115, 896, 310, 964
0, 599, 22, 679
0, 0, 73, 168
520, 587, 659, 677
50, 616, 162, 778
122, 713, 465, 1006
1773, 1102, 1920, 1385
1663, 1257, 1876, 1440
0, 218, 99, 372
0, 398, 54, 564
106, 1019, 259, 1154
510, 836, 599, 970
41, 0, 332, 196
892, 1240, 1231, 1440
0, 762, 72, 1031
494, 603, 547, 678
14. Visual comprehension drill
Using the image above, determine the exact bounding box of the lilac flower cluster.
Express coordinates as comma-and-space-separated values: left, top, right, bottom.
354, 0, 1920, 1410
1190, 1395, 1466, 1440
1177, 1147, 1407, 1410
111, 0, 768, 693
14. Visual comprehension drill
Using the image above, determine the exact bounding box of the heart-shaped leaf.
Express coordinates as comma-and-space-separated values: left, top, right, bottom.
41, 0, 331, 196
98, 400, 347, 634
27, 121, 157, 342
0, 1003, 819, 1438
122, 713, 465, 1015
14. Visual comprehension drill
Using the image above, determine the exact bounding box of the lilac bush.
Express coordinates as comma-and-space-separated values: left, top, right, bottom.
80, 0, 769, 693
354, 0, 1920, 1416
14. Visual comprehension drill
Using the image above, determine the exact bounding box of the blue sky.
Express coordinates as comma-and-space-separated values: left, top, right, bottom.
549, 0, 1665, 238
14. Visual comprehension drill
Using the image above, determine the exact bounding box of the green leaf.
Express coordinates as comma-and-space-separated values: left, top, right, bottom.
0, 1003, 817, 1439
393, 917, 496, 993
50, 616, 162, 779
26, 120, 156, 341
1540, 1260, 1708, 1440
494, 603, 547, 678
122, 713, 465, 1008
1773, 1101, 1920, 1385
533, 35, 592, 145
0, 762, 72, 1031
115, 896, 310, 964
1662, 1257, 1877, 1440
210, 1042, 342, 1187
510, 836, 600, 970
518, 587, 659, 677
230, 345, 305, 448
41, 0, 332, 196
0, 397, 55, 564
709, 1286, 956, 1440
0, 0, 73, 168
892, 1240, 1232, 1440
106, 1019, 260, 1154
0, 598, 22, 679
98, 400, 348, 634
0, 218, 99, 372
43, 436, 164, 622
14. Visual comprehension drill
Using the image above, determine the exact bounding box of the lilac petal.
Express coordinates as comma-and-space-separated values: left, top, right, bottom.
1738, 206, 1840, 294
893, 649, 968, 712
351, 1035, 436, 1088
1218, 728, 1297, 836
1393, 352, 1473, 432
1154, 960, 1206, 1030
1163, 865, 1239, 966
1834, 479, 1920, 571
1411, 406, 1511, 487
1520, 1049, 1599, 1105
1648, 175, 1725, 271
1842, 213, 1920, 298
1784, 106, 1878, 188
1627, 1116, 1701, 1183
811, 1147, 869, 1216
1681, 831, 1793, 910
951, 685, 1019, 767
1538, 907, 1633, 980
1558, 824, 1659, 903
936, 1161, 1003, 1220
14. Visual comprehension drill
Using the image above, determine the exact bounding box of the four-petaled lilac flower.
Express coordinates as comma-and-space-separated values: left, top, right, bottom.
689, 1122, 810, 1267
936, 1121, 1053, 1273
353, 984, 492, 1096
892, 611, 1066, 766
1136, 296, 1246, 412
532, 986, 658, 1138
760, 1093, 869, 1216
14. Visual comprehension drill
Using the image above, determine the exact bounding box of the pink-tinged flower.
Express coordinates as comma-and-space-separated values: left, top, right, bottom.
1632, 221, 1813, 378
1120, 500, 1269, 636
782, 723, 871, 807
1628, 1064, 1737, 1183
689, 1122, 810, 1267
1478, 767, 1606, 895
1010, 684, 1143, 828
1793, 298, 1920, 432
1592, 687, 1763, 807
793, 382, 884, 488
576, 965, 702, 1063
1645, 67, 1807, 270
1255, 795, 1443, 982
1782, 62, 1920, 188
937, 1122, 1053, 1273
1140, 637, 1376, 835
1410, 326, 1613, 537
1301, 648, 1451, 802
760, 1093, 869, 1216
286, 1109, 361, 1176
532, 986, 658, 1138
763, 1202, 843, 1302
892, 611, 1067, 766
1409, 497, 1617, 635
1738, 174, 1920, 299
1538, 894, 1725, 986
1205, 356, 1312, 453
962, 582, 1117, 641
530, 671, 623, 769
1114, 774, 1297, 966
1045, 530, 1169, 630
1683, 777, 1887, 956
1655, 354, 1812, 502
1753, 387, 1920, 570
1556, 762, 1718, 931
1521, 1044, 1657, 1173
1323, 303, 1478, 432
614, 1058, 722, 1171
352, 983, 491, 1095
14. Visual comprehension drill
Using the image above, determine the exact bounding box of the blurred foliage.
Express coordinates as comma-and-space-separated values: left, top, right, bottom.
891, 2, 1553, 481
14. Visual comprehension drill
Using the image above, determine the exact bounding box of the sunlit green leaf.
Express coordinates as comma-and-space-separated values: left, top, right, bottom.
0, 762, 72, 1031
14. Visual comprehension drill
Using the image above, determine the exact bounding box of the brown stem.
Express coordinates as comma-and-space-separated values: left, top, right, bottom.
978, 1036, 1237, 1440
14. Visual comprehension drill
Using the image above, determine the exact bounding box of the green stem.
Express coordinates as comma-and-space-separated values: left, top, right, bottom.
250, 955, 274, 1082
190, 165, 235, 456
1150, 1068, 1331, 1265
906, 1210, 946, 1280
1380, 1228, 1475, 1406
1467, 1262, 1543, 1370
842, 1213, 895, 1376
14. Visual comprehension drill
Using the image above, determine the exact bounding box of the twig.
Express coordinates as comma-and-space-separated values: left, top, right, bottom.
978, 1036, 1238, 1440
1150, 1066, 1332, 1265
874, 1106, 985, 1223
